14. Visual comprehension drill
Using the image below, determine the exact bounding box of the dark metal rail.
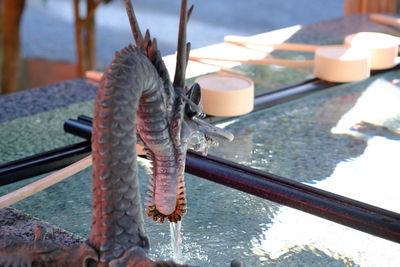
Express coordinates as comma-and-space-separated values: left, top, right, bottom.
9, 116, 400, 243
186, 151, 400, 243
0, 141, 91, 187
0, 78, 334, 184
2, 71, 400, 242
206, 78, 336, 123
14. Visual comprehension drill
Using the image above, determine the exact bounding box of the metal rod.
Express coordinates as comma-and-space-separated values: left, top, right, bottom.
205, 63, 400, 124
253, 78, 334, 111
0, 141, 91, 186
185, 151, 400, 243
0, 77, 334, 185
66, 118, 400, 243
200, 78, 335, 124
64, 119, 92, 140
2, 117, 400, 243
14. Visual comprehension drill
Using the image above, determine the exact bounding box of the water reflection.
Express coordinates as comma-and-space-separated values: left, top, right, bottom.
251, 137, 400, 266
247, 74, 400, 266
210, 89, 367, 182
206, 72, 400, 265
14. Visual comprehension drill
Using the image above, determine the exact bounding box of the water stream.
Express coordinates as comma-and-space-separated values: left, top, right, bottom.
169, 221, 183, 262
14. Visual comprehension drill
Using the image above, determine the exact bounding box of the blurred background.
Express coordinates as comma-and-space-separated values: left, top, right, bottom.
0, 0, 398, 94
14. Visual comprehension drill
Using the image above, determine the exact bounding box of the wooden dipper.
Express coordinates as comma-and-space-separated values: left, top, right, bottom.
313, 46, 370, 82
195, 74, 254, 117
219, 35, 373, 82
344, 32, 399, 70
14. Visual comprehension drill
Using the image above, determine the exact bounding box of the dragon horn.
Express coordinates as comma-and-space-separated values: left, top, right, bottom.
187, 5, 194, 22
185, 5, 194, 68
124, 0, 144, 50
173, 0, 189, 89
180, 92, 201, 114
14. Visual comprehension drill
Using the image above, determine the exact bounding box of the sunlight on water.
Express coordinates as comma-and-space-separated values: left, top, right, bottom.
250, 76, 400, 266
250, 137, 400, 266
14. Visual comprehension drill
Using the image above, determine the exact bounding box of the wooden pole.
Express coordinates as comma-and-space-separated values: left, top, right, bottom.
224, 35, 322, 52
0, 155, 92, 209
1, 0, 26, 94
189, 55, 314, 67
74, 0, 84, 77
370, 13, 400, 27
344, 0, 396, 15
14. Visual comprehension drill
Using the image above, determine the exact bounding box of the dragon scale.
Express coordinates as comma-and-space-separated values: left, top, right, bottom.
90, 45, 176, 263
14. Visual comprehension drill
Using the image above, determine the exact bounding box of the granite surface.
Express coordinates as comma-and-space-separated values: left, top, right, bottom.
0, 207, 83, 246
0, 79, 97, 123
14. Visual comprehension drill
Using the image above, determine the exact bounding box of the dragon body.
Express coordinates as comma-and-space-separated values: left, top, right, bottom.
0, 0, 233, 266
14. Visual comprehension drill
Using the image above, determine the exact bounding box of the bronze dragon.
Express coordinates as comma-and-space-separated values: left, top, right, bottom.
0, 0, 233, 266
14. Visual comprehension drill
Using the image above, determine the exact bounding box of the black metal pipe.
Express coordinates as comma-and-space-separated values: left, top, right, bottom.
1, 76, 335, 184
64, 119, 92, 140
2, 117, 400, 243
253, 78, 335, 111
186, 151, 400, 243
0, 141, 91, 186
77, 114, 94, 124
205, 63, 400, 123
204, 78, 335, 124
63, 118, 400, 242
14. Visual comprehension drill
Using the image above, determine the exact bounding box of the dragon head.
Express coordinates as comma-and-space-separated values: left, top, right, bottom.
126, 0, 234, 223
180, 83, 234, 155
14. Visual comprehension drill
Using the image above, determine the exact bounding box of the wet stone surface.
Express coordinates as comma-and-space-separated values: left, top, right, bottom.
0, 207, 83, 246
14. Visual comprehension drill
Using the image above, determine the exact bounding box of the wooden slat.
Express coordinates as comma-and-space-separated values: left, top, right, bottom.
0, 155, 92, 209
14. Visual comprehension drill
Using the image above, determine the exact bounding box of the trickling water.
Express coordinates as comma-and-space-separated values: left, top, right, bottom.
169, 221, 183, 262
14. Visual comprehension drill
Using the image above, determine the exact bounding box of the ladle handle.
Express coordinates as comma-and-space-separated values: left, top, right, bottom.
0, 155, 92, 209
370, 13, 400, 27
224, 35, 321, 52
189, 55, 314, 67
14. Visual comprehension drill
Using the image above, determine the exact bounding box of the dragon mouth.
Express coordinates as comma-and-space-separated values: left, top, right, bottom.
145, 190, 186, 223
144, 173, 187, 223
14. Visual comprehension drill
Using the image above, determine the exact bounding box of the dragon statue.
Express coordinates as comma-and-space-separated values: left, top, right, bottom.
0, 0, 233, 266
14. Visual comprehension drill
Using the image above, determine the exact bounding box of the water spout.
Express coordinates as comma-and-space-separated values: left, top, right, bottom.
169, 221, 183, 262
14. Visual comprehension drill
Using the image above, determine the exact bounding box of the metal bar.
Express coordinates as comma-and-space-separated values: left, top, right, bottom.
0, 141, 91, 186
1, 76, 335, 184
206, 63, 400, 123
196, 78, 335, 124
64, 119, 92, 140
185, 151, 400, 243
2, 117, 400, 242
254, 78, 336, 110
66, 118, 400, 242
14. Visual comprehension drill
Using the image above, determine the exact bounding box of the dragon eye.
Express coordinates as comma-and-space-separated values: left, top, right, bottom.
187, 132, 207, 151
189, 133, 202, 145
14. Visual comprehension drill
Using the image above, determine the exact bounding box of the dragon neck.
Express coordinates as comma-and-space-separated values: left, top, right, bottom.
89, 45, 171, 263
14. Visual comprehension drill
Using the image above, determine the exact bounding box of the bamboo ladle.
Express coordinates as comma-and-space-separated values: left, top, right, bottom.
224, 33, 399, 70
192, 31, 400, 83
190, 35, 372, 82
224, 34, 322, 52
190, 36, 317, 67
